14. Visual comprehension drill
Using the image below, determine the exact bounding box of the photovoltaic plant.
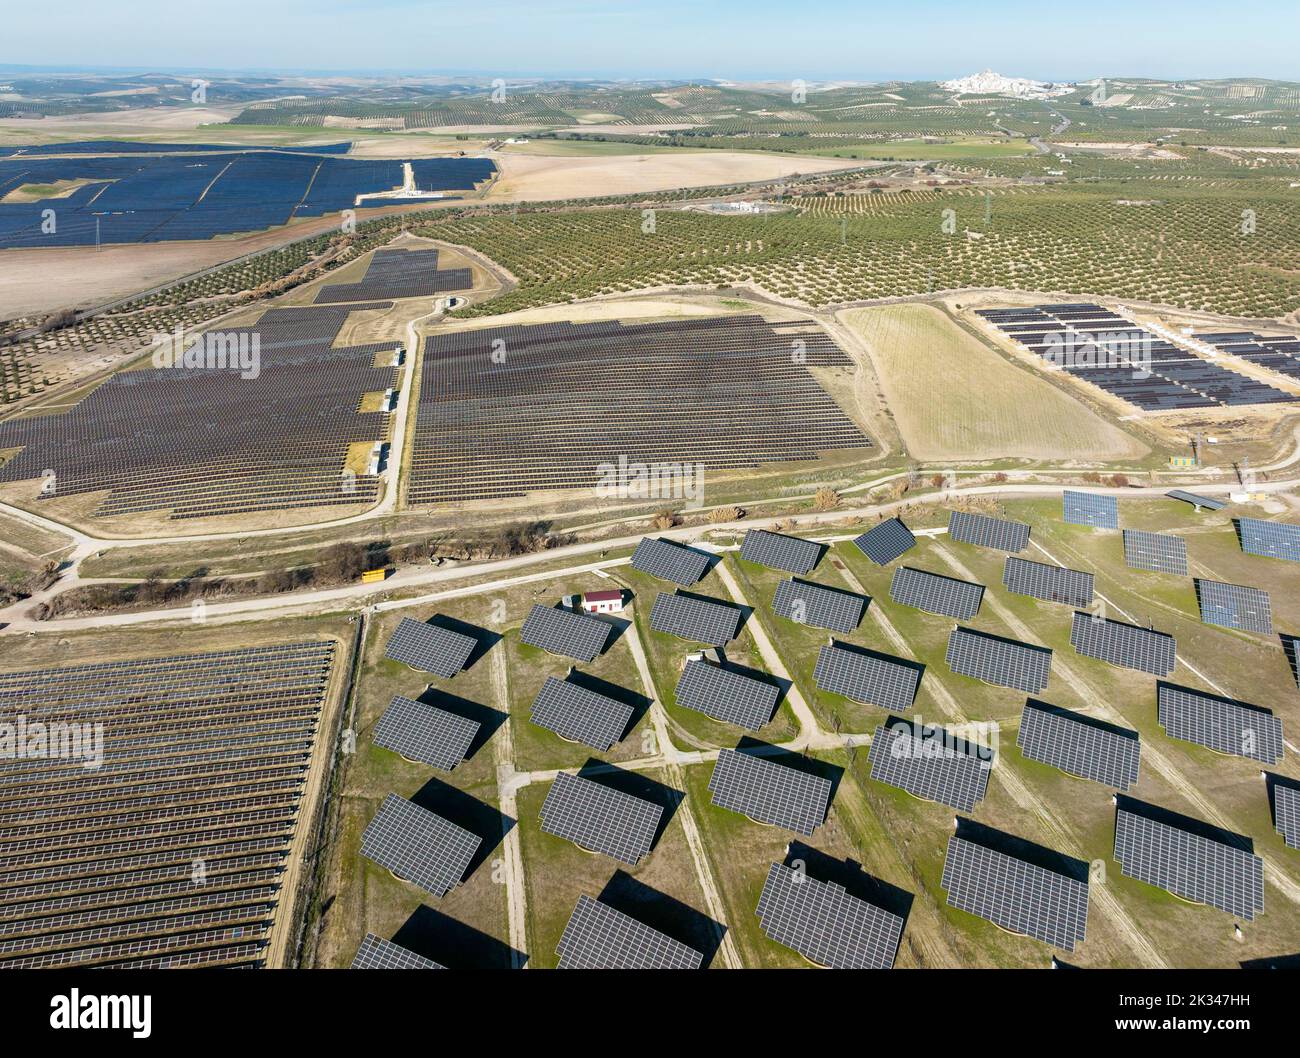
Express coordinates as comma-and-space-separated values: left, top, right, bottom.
941, 827, 1089, 950
708, 749, 832, 836
1156, 683, 1283, 764
740, 528, 823, 574
1237, 517, 1300, 562
529, 676, 634, 752
649, 591, 742, 647
813, 642, 922, 713
853, 517, 915, 565
755, 862, 905, 969
867, 719, 993, 812
1070, 612, 1175, 676
1062, 490, 1119, 529
1113, 800, 1264, 920
946, 626, 1052, 693
772, 577, 867, 634
1002, 556, 1094, 608
360, 794, 481, 898
556, 895, 703, 969
630, 536, 710, 586
1274, 784, 1300, 850
674, 659, 780, 731
1122, 529, 1189, 575
384, 618, 478, 677
540, 772, 663, 865
1194, 579, 1273, 634
373, 695, 480, 770
1167, 490, 1225, 512
1017, 700, 1140, 790
351, 934, 444, 970
948, 510, 1030, 553
520, 604, 613, 662
889, 566, 984, 620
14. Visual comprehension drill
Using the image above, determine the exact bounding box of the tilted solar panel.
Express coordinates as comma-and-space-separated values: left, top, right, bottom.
1167, 490, 1225, 512
384, 617, 477, 678
675, 659, 780, 731
853, 518, 915, 565
868, 719, 993, 812
890, 566, 984, 620
360, 794, 481, 898
1237, 517, 1300, 562
813, 642, 921, 713
1122, 529, 1189, 576
948, 510, 1030, 553
1002, 556, 1094, 608
1156, 682, 1283, 764
540, 771, 663, 865
1063, 490, 1119, 529
1017, 699, 1140, 790
530, 676, 634, 751
1274, 783, 1300, 850
741, 529, 823, 574
351, 933, 445, 969
708, 749, 831, 836
946, 626, 1052, 693
373, 694, 480, 770
556, 894, 704, 969
520, 604, 613, 662
649, 591, 742, 647
772, 577, 867, 633
755, 862, 905, 969
630, 536, 711, 585
1194, 579, 1272, 634
1070, 612, 1175, 676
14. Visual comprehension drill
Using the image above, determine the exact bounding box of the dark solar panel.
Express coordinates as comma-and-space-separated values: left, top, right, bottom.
373, 694, 480, 770
1195, 579, 1272, 634
946, 626, 1052, 693
351, 933, 444, 969
1157, 682, 1283, 764
889, 566, 984, 620
1166, 490, 1225, 512
1070, 612, 1175, 676
813, 642, 921, 713
649, 591, 742, 647
674, 659, 780, 731
1122, 529, 1189, 575
1002, 556, 1094, 608
1017, 699, 1140, 790
1062, 490, 1119, 529
853, 518, 915, 565
772, 578, 867, 633
740, 529, 823, 573
630, 536, 711, 585
707, 749, 831, 836
520, 604, 613, 662
556, 894, 703, 969
384, 617, 476, 678
867, 719, 993, 812
530, 676, 634, 751
540, 772, 663, 865
948, 510, 1030, 553
360, 794, 481, 898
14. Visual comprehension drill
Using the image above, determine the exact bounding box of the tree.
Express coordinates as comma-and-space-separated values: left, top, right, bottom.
813, 486, 840, 511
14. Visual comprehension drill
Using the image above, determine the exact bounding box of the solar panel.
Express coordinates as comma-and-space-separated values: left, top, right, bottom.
351, 933, 445, 969
373, 694, 480, 770
1195, 579, 1272, 634
649, 591, 742, 647
946, 626, 1052, 693
1002, 556, 1094, 608
1122, 529, 1189, 575
755, 862, 905, 969
1167, 490, 1225, 512
948, 510, 1030, 553
1157, 682, 1283, 764
1284, 634, 1300, 689
889, 566, 984, 620
1063, 491, 1119, 529
853, 517, 915, 565
772, 578, 867, 633
867, 719, 993, 811
707, 748, 832, 836
1274, 783, 1300, 850
941, 831, 1089, 950
384, 617, 476, 678
1114, 801, 1264, 920
360, 794, 481, 898
520, 604, 613, 662
630, 536, 711, 585
675, 659, 780, 731
1017, 699, 1140, 790
1237, 517, 1300, 562
813, 642, 922, 713
556, 894, 704, 969
1070, 612, 1175, 676
740, 529, 823, 574
530, 676, 634, 751
540, 771, 663, 865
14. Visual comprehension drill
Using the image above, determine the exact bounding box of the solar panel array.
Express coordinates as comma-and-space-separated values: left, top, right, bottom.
1285, 635, 1300, 689
351, 933, 445, 970
1193, 329, 1300, 388
384, 618, 477, 678
1062, 490, 1119, 529
373, 695, 480, 770
555, 894, 703, 969
890, 566, 984, 620
948, 510, 1030, 553
946, 626, 1053, 693
853, 517, 915, 565
1070, 612, 1175, 676
813, 642, 922, 713
1157, 683, 1284, 764
1122, 529, 1189, 575
675, 659, 780, 731
708, 749, 831, 836
867, 720, 993, 812
314, 248, 470, 304
520, 604, 613, 662
740, 529, 823, 574
0, 641, 334, 969
540, 772, 663, 865
1002, 556, 1094, 608
941, 832, 1089, 950
1275, 784, 1300, 850
1167, 489, 1225, 512
1017, 700, 1141, 790
649, 592, 742, 647
1237, 517, 1300, 562
1114, 803, 1264, 920
360, 794, 481, 898
772, 578, 866, 633
1195, 579, 1272, 634
755, 862, 905, 969
630, 536, 710, 585
530, 676, 634, 751
407, 316, 873, 504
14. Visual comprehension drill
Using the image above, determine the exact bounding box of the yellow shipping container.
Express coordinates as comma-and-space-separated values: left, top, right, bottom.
361, 568, 389, 584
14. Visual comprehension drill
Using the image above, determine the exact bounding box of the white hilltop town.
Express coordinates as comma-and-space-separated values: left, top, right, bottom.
940, 69, 1075, 98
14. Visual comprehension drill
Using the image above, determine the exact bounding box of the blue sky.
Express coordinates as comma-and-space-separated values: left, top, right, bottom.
5, 0, 1298, 81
